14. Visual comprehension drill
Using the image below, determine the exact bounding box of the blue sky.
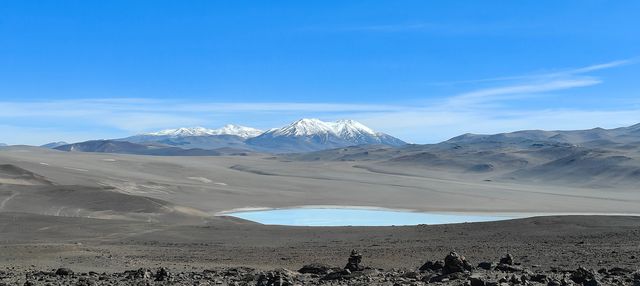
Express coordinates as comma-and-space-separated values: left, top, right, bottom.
1, 1, 639, 145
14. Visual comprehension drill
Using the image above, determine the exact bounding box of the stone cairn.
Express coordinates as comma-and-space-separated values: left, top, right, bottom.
344, 249, 365, 272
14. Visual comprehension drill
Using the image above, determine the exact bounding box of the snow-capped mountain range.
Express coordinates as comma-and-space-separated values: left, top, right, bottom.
61, 119, 406, 154
146, 124, 263, 138
136, 119, 402, 144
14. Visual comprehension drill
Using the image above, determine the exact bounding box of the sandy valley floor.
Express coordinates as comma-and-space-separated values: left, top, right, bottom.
0, 147, 639, 285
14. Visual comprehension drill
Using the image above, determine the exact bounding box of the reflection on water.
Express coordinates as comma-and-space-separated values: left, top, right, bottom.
224, 207, 517, 226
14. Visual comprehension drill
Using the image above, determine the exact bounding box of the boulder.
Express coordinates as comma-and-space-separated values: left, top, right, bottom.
124, 268, 152, 280
55, 268, 74, 276
495, 264, 524, 272
633, 271, 640, 286
155, 267, 171, 281
419, 260, 444, 272
571, 267, 598, 285
499, 254, 514, 265
442, 251, 473, 274
607, 267, 633, 276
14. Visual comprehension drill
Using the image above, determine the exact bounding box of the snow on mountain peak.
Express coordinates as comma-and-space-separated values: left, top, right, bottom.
267, 118, 379, 138
273, 118, 336, 136
145, 125, 262, 138
331, 119, 376, 138
140, 119, 403, 147
148, 127, 216, 137
212, 124, 263, 138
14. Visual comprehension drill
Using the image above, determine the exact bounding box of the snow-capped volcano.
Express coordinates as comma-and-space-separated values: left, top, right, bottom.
271, 118, 336, 137
268, 118, 399, 142
246, 118, 406, 152
266, 118, 380, 138
145, 124, 262, 139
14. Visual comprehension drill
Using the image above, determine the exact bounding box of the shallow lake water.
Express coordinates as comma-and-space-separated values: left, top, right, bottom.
224, 207, 517, 226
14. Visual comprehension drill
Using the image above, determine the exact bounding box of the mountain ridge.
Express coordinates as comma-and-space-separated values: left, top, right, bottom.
246, 118, 406, 152
54, 119, 406, 154
41, 141, 69, 149
445, 123, 640, 146
143, 124, 263, 139
281, 122, 640, 188
55, 140, 224, 156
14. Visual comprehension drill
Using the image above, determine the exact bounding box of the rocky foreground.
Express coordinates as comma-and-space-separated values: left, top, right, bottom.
2, 251, 639, 286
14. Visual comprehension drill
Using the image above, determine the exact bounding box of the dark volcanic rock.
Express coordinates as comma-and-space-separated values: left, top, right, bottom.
547, 280, 562, 286
344, 249, 364, 272
1, 263, 640, 286
571, 267, 598, 285
633, 271, 640, 286
529, 273, 548, 283
469, 276, 486, 286
495, 263, 524, 272
508, 274, 521, 284
477, 261, 495, 270
442, 251, 473, 274
419, 260, 445, 272
54, 268, 73, 276
400, 270, 420, 279
298, 263, 332, 275
124, 268, 153, 280
499, 253, 514, 265
155, 267, 170, 281
321, 268, 359, 281
321, 269, 348, 281
428, 271, 470, 283
606, 267, 633, 276
494, 254, 523, 273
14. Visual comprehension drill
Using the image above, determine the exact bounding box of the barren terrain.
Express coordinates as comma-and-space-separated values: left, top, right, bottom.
0, 146, 639, 285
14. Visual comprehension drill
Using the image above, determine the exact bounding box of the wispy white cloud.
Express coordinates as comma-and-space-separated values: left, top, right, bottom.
434, 59, 636, 108
446, 78, 602, 107
568, 59, 635, 74
349, 59, 638, 141
429, 59, 634, 86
